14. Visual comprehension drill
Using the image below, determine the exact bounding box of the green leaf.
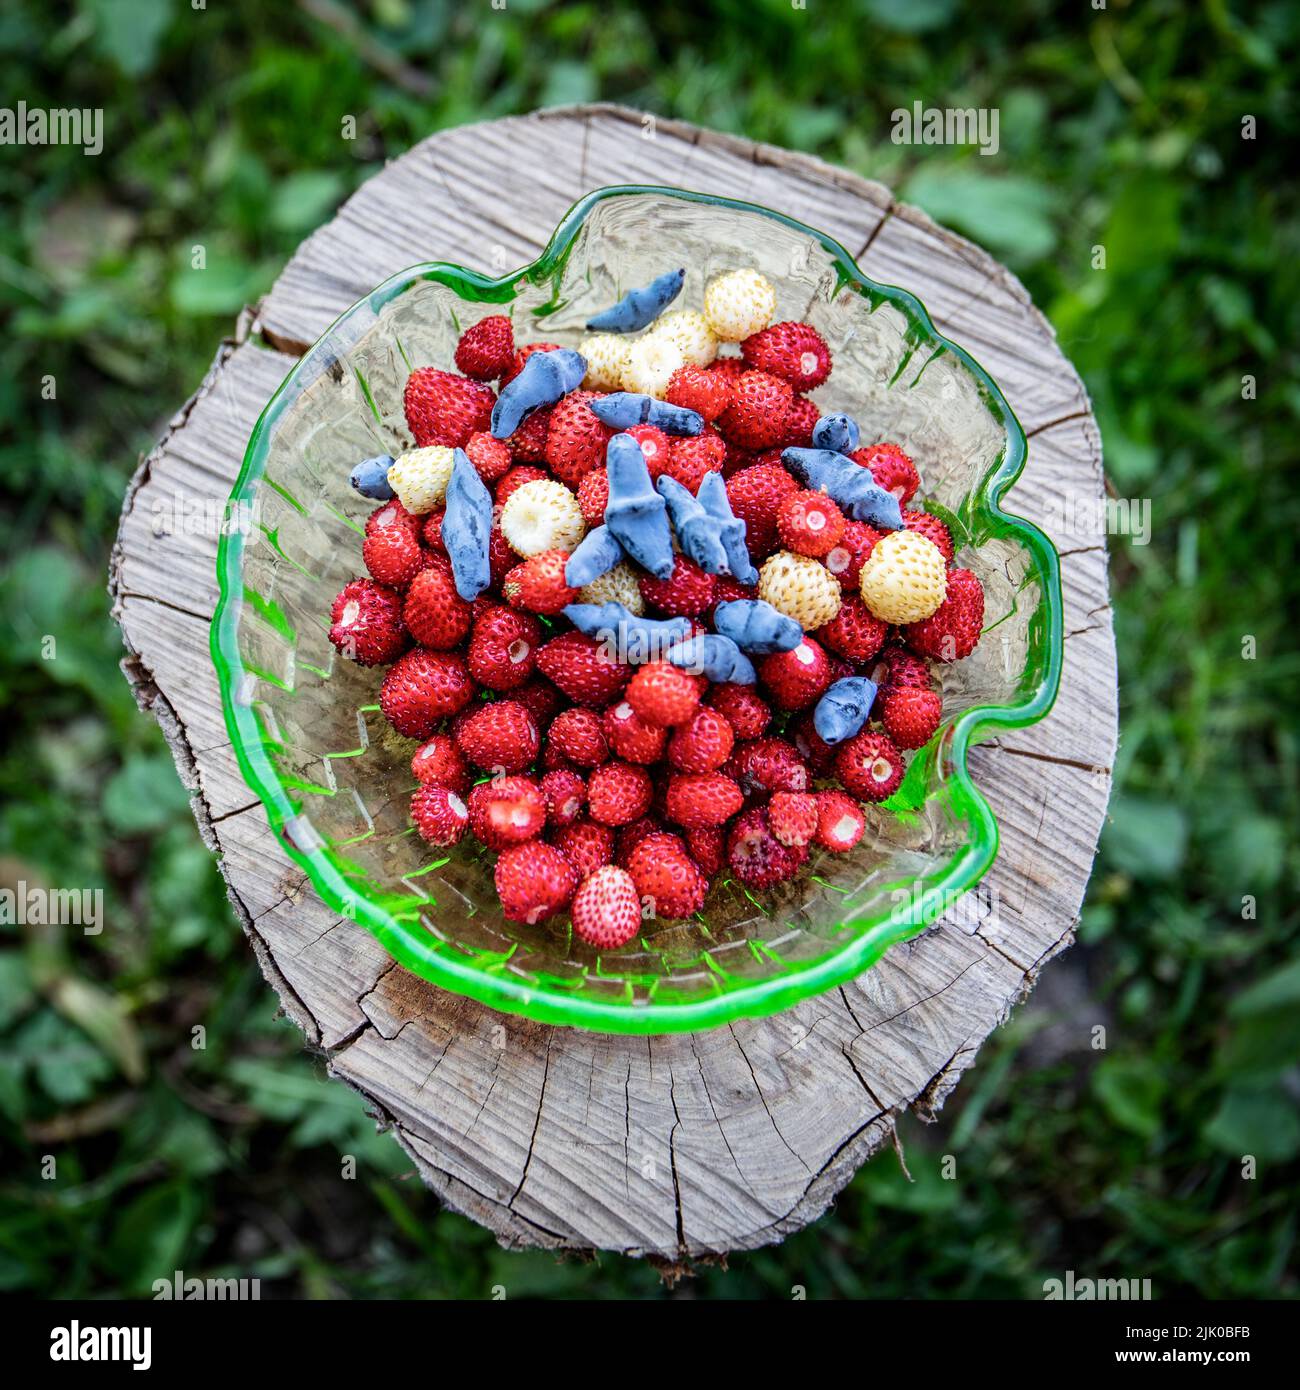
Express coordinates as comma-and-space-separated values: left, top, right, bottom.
1230, 958, 1300, 1018
904, 169, 1057, 262
169, 251, 269, 317
1102, 797, 1188, 880
85, 0, 173, 77
865, 0, 957, 34
1203, 1085, 1300, 1163
1092, 1056, 1165, 1138
101, 755, 190, 835
107, 1182, 201, 1292
269, 171, 347, 234
14, 1010, 114, 1105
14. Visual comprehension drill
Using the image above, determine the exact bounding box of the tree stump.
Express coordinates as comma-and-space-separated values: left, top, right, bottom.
110, 105, 1116, 1262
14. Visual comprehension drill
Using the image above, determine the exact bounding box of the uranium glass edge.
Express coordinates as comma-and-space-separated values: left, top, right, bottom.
211, 184, 1064, 1035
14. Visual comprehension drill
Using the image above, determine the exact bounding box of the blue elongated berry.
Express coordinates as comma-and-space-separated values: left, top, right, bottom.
589, 392, 702, 436
349, 454, 395, 499
811, 414, 860, 455
656, 476, 729, 575
490, 347, 587, 439
563, 604, 693, 665
603, 433, 675, 580
781, 447, 903, 530
813, 677, 879, 747
586, 268, 685, 333
441, 447, 493, 600
665, 633, 757, 686
564, 525, 625, 589
696, 471, 758, 585
712, 599, 803, 655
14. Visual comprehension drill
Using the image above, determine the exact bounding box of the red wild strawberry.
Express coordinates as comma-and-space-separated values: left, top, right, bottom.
726, 807, 808, 889
721, 440, 757, 478
902, 508, 955, 562
824, 520, 883, 590
625, 661, 702, 727
726, 463, 800, 555
777, 489, 846, 558
814, 791, 865, 852
614, 815, 664, 869
717, 369, 793, 449
741, 321, 832, 392
455, 700, 539, 773
465, 430, 513, 483
411, 733, 470, 792
709, 356, 747, 386
587, 761, 654, 826
535, 631, 629, 707
665, 773, 744, 830
468, 775, 546, 849
545, 390, 614, 488
541, 768, 586, 826
706, 683, 771, 741
666, 363, 733, 421
467, 606, 540, 690
454, 315, 515, 382
510, 678, 562, 728
852, 443, 920, 507
494, 841, 578, 924
661, 430, 727, 493
725, 737, 809, 796
421, 508, 447, 552
403, 367, 495, 447
702, 573, 757, 626
496, 464, 548, 506
782, 395, 820, 448
403, 559, 473, 649
624, 423, 672, 478
638, 556, 716, 617
668, 706, 735, 772
904, 568, 984, 662
410, 784, 469, 846
789, 711, 836, 776
501, 342, 562, 387
882, 685, 943, 749
685, 825, 725, 876
758, 636, 834, 711
552, 819, 614, 878
366, 497, 422, 541
873, 644, 933, 693
816, 596, 889, 663
602, 699, 669, 764
577, 468, 609, 526
380, 649, 475, 738
505, 409, 553, 464
328, 579, 408, 666
571, 866, 642, 950
627, 832, 708, 920
502, 549, 579, 616
548, 708, 610, 768
768, 791, 819, 847
362, 520, 425, 590
835, 730, 904, 803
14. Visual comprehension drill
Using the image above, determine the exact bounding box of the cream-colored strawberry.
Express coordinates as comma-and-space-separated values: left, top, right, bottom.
499, 478, 587, 556
703, 268, 777, 342
757, 549, 842, 630
621, 332, 687, 399
578, 561, 645, 615
857, 530, 948, 625
387, 446, 456, 515
580, 333, 631, 391
648, 309, 718, 367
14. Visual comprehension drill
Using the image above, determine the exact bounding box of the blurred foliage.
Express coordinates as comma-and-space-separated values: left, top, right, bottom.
1, 0, 1297, 1299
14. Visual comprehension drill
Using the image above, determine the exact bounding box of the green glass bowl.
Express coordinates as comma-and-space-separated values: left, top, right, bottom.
212, 185, 1062, 1035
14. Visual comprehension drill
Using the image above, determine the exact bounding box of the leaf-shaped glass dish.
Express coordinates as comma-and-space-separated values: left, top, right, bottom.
212, 185, 1062, 1035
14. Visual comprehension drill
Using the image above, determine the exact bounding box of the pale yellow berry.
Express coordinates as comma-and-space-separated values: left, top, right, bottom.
580, 333, 631, 391
649, 309, 718, 367
387, 446, 455, 515
703, 268, 777, 342
857, 530, 948, 625
621, 332, 687, 399
757, 550, 842, 631
579, 562, 645, 615
500, 478, 586, 557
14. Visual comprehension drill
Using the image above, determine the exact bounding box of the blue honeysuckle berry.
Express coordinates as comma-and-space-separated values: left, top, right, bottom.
712, 599, 803, 655
697, 470, 758, 584
813, 677, 879, 746
781, 447, 903, 530
586, 268, 685, 333
441, 447, 494, 600
564, 525, 625, 589
656, 475, 729, 575
589, 392, 702, 436
603, 432, 675, 579
811, 413, 860, 455
665, 633, 758, 685
562, 604, 693, 665
490, 347, 587, 439
349, 454, 396, 499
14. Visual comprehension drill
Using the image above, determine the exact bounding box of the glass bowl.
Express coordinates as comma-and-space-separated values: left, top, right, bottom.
212, 185, 1062, 1035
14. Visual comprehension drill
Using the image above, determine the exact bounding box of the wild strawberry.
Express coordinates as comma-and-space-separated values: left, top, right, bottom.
614, 815, 664, 869
702, 573, 758, 626
505, 409, 553, 464
541, 768, 586, 826
703, 269, 777, 342
853, 443, 919, 507
782, 394, 820, 448
621, 332, 687, 398
665, 773, 744, 830
627, 832, 708, 920
571, 866, 642, 950
466, 605, 540, 690
666, 363, 733, 421
882, 685, 943, 749
757, 550, 842, 631
758, 636, 833, 710
816, 596, 889, 663
603, 699, 669, 764
685, 825, 725, 876
625, 661, 702, 727
768, 791, 819, 847
328, 579, 408, 666
494, 841, 578, 924
587, 761, 654, 826
500, 478, 586, 557
668, 706, 735, 772
835, 730, 904, 803
814, 791, 865, 852
388, 444, 458, 516
535, 631, 628, 707
721, 440, 757, 478
501, 342, 562, 387
545, 390, 614, 488
638, 556, 715, 617
362, 521, 425, 589
455, 315, 515, 381
410, 784, 470, 846
726, 463, 800, 556
741, 321, 832, 393
380, 649, 475, 738
502, 549, 579, 615
403, 367, 495, 447
661, 430, 727, 493
707, 683, 771, 741
366, 497, 422, 541
789, 711, 836, 776
777, 490, 846, 558
510, 678, 562, 728
411, 733, 470, 792
717, 369, 793, 449
726, 807, 808, 889
468, 775, 546, 849
465, 430, 513, 483
653, 309, 719, 368
403, 559, 473, 649
552, 819, 614, 878
902, 508, 955, 562
725, 737, 809, 795
624, 423, 672, 479
548, 708, 610, 767
858, 530, 948, 625
824, 520, 883, 591
580, 333, 631, 391
496, 464, 548, 507
577, 468, 609, 526
710, 356, 748, 385
903, 567, 984, 662
421, 508, 447, 552
455, 701, 539, 773
873, 644, 933, 692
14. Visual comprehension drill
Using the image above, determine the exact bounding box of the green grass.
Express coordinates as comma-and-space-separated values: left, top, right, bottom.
1, 0, 1297, 1298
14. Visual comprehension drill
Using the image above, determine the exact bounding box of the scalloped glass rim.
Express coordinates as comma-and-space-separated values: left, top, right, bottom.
211, 184, 1063, 1035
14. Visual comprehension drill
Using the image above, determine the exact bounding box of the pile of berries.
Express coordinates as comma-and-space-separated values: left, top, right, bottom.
328, 267, 985, 949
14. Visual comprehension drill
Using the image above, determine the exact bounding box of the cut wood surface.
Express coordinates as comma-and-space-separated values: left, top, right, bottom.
110, 105, 1117, 1263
